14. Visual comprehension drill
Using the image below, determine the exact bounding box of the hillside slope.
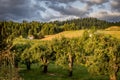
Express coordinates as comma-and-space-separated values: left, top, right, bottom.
41, 29, 120, 41
41, 30, 84, 40
105, 26, 120, 31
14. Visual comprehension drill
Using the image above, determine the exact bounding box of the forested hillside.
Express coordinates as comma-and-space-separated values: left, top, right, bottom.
1, 17, 120, 51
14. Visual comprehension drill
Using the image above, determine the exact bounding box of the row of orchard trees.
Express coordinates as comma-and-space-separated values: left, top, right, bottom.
11, 30, 120, 80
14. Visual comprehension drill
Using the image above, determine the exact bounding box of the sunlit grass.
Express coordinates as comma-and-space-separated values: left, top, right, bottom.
41, 30, 84, 40
105, 26, 120, 31
41, 29, 120, 40
102, 31, 120, 39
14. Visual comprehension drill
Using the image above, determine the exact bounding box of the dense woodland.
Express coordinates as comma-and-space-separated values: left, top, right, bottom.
0, 18, 120, 80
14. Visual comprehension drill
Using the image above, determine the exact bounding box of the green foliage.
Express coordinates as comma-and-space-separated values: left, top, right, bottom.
81, 30, 120, 80
62, 23, 78, 31
31, 41, 54, 65
52, 37, 69, 68
52, 37, 84, 76
41, 23, 61, 35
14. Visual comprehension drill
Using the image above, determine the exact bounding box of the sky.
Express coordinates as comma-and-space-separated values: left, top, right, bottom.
0, 0, 120, 22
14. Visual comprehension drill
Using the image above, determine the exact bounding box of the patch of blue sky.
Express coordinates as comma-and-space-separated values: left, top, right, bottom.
92, 2, 111, 12
69, 0, 86, 9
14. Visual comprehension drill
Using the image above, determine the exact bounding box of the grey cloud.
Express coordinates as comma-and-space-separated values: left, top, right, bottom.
47, 2, 92, 17
99, 11, 108, 15
41, 0, 77, 3
0, 0, 46, 21
80, 0, 109, 5
0, 0, 119, 22
89, 10, 120, 22
101, 14, 120, 22
110, 0, 120, 12
79, 0, 109, 11
88, 0, 109, 4
33, 5, 46, 12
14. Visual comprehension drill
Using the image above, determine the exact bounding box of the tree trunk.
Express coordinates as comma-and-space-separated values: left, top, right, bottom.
42, 59, 48, 73
68, 54, 73, 77
14, 61, 18, 68
26, 61, 31, 70
14, 59, 19, 68
43, 65, 48, 73
110, 73, 117, 80
68, 69, 73, 77
109, 64, 119, 80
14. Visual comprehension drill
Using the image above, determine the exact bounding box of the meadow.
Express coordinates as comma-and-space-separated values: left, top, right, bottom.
41, 26, 120, 41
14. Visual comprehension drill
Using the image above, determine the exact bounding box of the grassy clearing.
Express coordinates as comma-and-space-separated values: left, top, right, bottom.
40, 26, 120, 40
102, 30, 120, 39
41, 30, 120, 41
41, 30, 84, 40
105, 26, 120, 31
19, 64, 110, 80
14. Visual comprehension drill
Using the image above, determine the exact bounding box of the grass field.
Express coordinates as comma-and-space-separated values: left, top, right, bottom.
41, 28, 120, 41
19, 64, 111, 80
41, 30, 84, 40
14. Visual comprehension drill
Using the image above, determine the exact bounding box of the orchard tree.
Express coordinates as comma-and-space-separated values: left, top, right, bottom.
27, 41, 54, 73
13, 37, 40, 70
53, 37, 79, 77
11, 44, 27, 68
38, 42, 53, 73
83, 31, 120, 80
20, 42, 34, 70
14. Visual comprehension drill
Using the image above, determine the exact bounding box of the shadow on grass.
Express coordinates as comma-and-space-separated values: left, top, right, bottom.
19, 64, 117, 80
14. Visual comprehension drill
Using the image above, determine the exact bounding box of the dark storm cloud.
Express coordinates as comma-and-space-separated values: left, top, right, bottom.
46, 1, 92, 17
42, 0, 108, 5
80, 0, 109, 8
0, 0, 119, 22
41, 0, 76, 3
80, 0, 120, 22
44, 0, 113, 21
89, 10, 120, 22
0, 0, 46, 21
41, 0, 109, 5
100, 14, 120, 22
87, 0, 109, 5
48, 5, 88, 17
0, 0, 29, 18
110, 0, 120, 12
